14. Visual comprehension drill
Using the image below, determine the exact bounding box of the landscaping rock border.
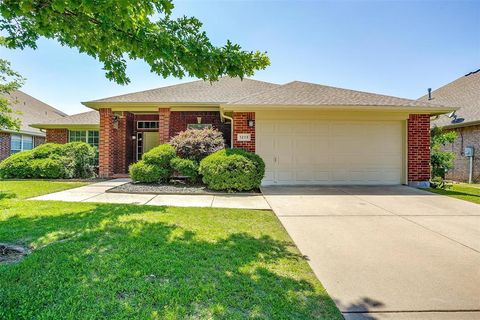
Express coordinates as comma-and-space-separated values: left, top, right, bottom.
107, 182, 261, 195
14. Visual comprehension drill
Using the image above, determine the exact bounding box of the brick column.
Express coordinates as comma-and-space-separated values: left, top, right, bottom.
113, 112, 128, 174
99, 108, 115, 178
232, 112, 255, 152
0, 132, 10, 161
159, 108, 171, 144
46, 129, 68, 144
408, 114, 430, 187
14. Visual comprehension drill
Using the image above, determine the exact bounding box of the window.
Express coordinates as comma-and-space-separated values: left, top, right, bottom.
137, 121, 159, 130
187, 124, 212, 130
10, 134, 34, 153
69, 130, 99, 147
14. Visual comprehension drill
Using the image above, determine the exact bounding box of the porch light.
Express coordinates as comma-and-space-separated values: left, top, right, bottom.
197, 117, 202, 124
247, 119, 255, 127
131, 135, 136, 140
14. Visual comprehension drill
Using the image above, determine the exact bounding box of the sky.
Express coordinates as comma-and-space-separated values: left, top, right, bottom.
1, 0, 479, 115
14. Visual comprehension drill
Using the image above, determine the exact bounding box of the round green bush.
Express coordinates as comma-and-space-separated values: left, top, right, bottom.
142, 144, 176, 167
0, 151, 34, 179
30, 157, 73, 179
129, 160, 170, 183
170, 157, 199, 183
199, 148, 265, 191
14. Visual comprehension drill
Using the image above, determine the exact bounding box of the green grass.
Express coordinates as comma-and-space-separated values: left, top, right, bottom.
427, 183, 480, 205
0, 180, 89, 199
0, 181, 341, 319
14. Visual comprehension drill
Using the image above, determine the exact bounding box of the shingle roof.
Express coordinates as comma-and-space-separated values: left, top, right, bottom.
229, 81, 447, 108
2, 90, 66, 135
85, 77, 280, 104
30, 111, 99, 128
419, 69, 480, 127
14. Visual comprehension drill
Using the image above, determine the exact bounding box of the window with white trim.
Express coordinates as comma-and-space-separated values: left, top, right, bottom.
10, 134, 34, 153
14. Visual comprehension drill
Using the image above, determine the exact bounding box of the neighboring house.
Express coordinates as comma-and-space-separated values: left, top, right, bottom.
419, 69, 480, 182
32, 77, 454, 187
0, 90, 66, 161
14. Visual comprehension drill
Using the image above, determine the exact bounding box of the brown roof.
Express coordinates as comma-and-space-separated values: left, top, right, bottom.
230, 81, 448, 108
419, 69, 480, 128
2, 90, 66, 135
30, 111, 99, 128
85, 77, 280, 105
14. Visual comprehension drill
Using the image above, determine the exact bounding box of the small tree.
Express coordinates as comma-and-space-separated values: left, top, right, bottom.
170, 128, 224, 162
431, 126, 457, 179
0, 58, 25, 130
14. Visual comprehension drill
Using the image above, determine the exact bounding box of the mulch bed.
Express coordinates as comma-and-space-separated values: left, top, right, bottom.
107, 181, 261, 195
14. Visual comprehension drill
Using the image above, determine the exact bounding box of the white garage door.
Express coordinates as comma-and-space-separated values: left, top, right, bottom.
256, 119, 404, 185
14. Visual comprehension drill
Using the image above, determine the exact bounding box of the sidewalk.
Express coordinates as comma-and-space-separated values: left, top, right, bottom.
30, 179, 271, 210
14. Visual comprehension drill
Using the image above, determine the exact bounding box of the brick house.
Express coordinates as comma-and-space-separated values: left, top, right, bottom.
0, 90, 66, 161
32, 77, 454, 187
419, 69, 480, 182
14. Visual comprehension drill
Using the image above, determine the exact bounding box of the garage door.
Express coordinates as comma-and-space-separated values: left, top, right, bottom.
256, 119, 404, 185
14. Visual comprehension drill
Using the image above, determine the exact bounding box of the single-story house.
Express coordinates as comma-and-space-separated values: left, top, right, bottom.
31, 77, 454, 187
418, 69, 480, 182
0, 90, 66, 160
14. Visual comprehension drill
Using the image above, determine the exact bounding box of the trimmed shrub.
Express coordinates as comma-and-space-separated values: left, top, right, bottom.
199, 148, 265, 191
30, 157, 73, 179
0, 142, 96, 179
143, 144, 176, 167
170, 157, 199, 183
129, 160, 170, 183
0, 151, 34, 179
31, 143, 65, 158
170, 128, 225, 161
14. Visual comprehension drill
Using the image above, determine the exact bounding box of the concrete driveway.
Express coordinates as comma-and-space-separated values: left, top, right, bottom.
262, 185, 480, 320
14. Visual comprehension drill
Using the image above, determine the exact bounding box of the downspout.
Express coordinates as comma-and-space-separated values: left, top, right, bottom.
220, 107, 233, 148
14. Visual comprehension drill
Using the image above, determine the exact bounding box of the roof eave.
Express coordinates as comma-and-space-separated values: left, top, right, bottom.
221, 104, 457, 114
30, 124, 100, 130
437, 119, 480, 129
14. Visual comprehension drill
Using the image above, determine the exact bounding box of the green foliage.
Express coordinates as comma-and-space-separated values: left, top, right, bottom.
0, 142, 96, 179
0, 1, 270, 85
63, 142, 97, 178
142, 144, 176, 167
170, 157, 199, 183
170, 128, 225, 161
199, 148, 265, 191
129, 160, 170, 183
431, 126, 457, 178
30, 156, 73, 179
31, 142, 65, 158
0, 150, 34, 178
0, 59, 25, 130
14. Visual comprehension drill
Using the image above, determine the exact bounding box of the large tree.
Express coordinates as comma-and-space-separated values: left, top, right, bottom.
0, 58, 25, 130
0, 0, 270, 85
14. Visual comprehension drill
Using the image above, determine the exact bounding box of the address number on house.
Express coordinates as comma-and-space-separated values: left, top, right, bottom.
237, 133, 251, 142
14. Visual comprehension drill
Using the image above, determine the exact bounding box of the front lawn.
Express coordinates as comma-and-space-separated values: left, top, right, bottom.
0, 181, 341, 319
0, 180, 89, 199
427, 183, 480, 205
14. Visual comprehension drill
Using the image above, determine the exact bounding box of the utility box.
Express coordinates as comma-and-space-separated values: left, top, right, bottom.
465, 146, 474, 157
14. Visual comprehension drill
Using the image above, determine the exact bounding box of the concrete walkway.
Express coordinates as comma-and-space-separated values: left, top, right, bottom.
262, 185, 480, 320
30, 179, 271, 210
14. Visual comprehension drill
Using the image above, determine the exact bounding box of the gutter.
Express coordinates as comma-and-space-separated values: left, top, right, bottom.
219, 107, 233, 148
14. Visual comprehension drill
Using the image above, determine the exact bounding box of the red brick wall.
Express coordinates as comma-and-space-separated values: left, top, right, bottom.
169, 111, 230, 144
0, 132, 10, 161
232, 112, 255, 152
443, 125, 480, 182
99, 108, 115, 177
34, 136, 45, 147
408, 114, 430, 185
46, 129, 68, 144
158, 108, 171, 144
